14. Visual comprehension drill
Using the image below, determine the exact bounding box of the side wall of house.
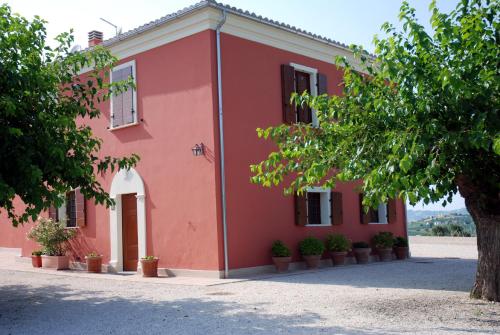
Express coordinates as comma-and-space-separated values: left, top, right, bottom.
0, 30, 223, 271
220, 33, 407, 270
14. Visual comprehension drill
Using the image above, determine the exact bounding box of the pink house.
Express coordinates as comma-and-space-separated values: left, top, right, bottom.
0, 1, 407, 278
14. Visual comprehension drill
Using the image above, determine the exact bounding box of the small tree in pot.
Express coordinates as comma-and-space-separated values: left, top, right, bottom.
299, 237, 325, 269
271, 240, 292, 272
352, 241, 371, 264
140, 256, 159, 277
325, 234, 350, 266
85, 252, 103, 273
27, 218, 75, 270
372, 232, 394, 262
31, 250, 42, 268
393, 236, 409, 260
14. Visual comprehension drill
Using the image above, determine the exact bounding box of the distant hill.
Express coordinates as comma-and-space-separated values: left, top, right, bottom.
407, 208, 475, 236
407, 208, 469, 222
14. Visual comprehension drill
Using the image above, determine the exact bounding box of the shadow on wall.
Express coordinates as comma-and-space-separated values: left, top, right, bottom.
0, 283, 396, 335
255, 257, 477, 293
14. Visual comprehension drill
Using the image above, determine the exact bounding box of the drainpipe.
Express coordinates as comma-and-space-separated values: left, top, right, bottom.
216, 9, 229, 279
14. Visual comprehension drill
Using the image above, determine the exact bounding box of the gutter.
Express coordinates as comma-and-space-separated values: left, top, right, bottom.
215, 9, 229, 279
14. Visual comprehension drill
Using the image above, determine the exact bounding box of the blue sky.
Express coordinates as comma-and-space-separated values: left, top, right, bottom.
5, 0, 466, 210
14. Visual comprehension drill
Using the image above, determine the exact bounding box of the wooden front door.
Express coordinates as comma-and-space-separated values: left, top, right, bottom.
122, 193, 138, 271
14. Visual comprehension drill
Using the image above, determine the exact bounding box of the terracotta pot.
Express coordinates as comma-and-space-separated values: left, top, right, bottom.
377, 248, 393, 261
303, 254, 321, 269
395, 247, 409, 260
141, 258, 159, 277
353, 248, 371, 264
41, 255, 69, 270
330, 251, 348, 266
272, 256, 291, 272
31, 255, 42, 268
85, 255, 102, 273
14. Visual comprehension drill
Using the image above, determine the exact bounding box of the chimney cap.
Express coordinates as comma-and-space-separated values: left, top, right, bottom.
88, 30, 103, 40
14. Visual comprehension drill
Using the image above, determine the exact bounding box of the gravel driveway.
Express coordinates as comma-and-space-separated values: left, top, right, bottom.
0, 237, 498, 335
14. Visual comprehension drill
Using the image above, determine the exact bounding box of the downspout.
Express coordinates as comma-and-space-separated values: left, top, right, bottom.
216, 9, 229, 279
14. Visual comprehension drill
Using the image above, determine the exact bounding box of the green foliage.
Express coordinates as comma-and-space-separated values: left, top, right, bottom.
372, 232, 395, 249
431, 224, 450, 236
0, 4, 139, 226
393, 236, 408, 248
352, 241, 370, 249
26, 217, 75, 256
141, 255, 157, 261
325, 234, 350, 252
431, 223, 472, 237
299, 237, 325, 256
31, 250, 43, 256
250, 0, 499, 213
271, 240, 291, 257
409, 212, 476, 236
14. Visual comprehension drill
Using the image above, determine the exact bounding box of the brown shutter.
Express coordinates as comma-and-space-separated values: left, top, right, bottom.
295, 193, 308, 226
122, 66, 134, 125
387, 199, 397, 224
112, 68, 124, 128
48, 205, 57, 221
331, 191, 343, 225
317, 73, 327, 95
359, 194, 370, 224
281, 64, 296, 124
295, 71, 312, 123
75, 188, 86, 227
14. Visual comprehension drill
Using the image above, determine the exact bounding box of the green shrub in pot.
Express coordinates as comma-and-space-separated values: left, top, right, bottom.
271, 240, 291, 257
325, 234, 350, 252
372, 232, 395, 249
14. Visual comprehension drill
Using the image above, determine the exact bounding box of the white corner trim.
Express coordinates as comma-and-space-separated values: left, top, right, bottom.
109, 168, 146, 273
110, 59, 137, 130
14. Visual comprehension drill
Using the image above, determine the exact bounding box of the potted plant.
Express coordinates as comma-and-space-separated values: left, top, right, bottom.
299, 237, 325, 269
372, 232, 394, 261
352, 241, 371, 264
140, 256, 159, 277
325, 234, 350, 266
394, 236, 409, 260
27, 217, 75, 270
85, 252, 103, 273
271, 240, 292, 272
31, 250, 42, 268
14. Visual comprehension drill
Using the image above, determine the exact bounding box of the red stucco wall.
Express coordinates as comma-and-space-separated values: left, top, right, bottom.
219, 33, 407, 269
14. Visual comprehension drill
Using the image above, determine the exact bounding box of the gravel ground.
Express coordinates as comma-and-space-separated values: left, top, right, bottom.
0, 237, 498, 335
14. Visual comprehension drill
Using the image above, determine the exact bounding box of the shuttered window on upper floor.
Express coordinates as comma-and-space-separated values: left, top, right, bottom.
111, 60, 137, 129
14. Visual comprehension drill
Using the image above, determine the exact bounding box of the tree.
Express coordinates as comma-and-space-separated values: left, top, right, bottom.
431, 225, 450, 237
0, 5, 138, 226
251, 0, 499, 301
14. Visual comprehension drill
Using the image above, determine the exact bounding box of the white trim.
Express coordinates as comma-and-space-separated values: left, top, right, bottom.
109, 168, 146, 273
289, 63, 319, 126
305, 186, 331, 226
110, 60, 137, 130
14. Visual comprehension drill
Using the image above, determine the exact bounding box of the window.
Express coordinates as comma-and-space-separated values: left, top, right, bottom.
110, 60, 137, 129
49, 189, 85, 228
295, 187, 343, 226
281, 63, 327, 126
359, 195, 397, 225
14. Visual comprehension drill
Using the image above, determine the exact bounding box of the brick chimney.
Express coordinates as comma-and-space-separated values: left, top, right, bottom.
88, 30, 103, 47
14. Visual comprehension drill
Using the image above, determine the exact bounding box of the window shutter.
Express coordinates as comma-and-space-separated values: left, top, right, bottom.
112, 68, 124, 128
359, 194, 370, 224
75, 188, 86, 227
295, 193, 308, 226
122, 66, 134, 125
331, 191, 343, 225
48, 205, 57, 221
295, 71, 312, 123
387, 199, 397, 224
281, 64, 296, 124
317, 73, 327, 95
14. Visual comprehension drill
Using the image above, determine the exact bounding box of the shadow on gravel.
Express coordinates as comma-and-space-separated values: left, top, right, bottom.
0, 284, 397, 335
254, 258, 477, 293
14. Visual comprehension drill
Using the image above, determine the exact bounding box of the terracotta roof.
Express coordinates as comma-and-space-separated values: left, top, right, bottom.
101, 0, 353, 53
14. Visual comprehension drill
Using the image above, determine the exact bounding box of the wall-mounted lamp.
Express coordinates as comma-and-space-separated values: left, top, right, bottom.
191, 143, 205, 157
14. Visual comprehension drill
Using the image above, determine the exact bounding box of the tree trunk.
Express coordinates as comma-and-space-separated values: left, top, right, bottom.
457, 176, 500, 302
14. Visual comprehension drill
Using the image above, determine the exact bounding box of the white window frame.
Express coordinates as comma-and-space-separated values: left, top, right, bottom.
368, 203, 389, 225
109, 59, 138, 131
305, 186, 331, 227
289, 63, 319, 127
55, 191, 78, 229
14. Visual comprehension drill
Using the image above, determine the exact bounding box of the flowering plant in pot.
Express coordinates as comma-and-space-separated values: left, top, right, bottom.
372, 232, 394, 261
299, 237, 325, 269
27, 218, 75, 270
352, 241, 371, 264
140, 256, 159, 277
85, 252, 103, 273
393, 236, 409, 260
271, 240, 292, 272
31, 250, 43, 268
325, 234, 350, 266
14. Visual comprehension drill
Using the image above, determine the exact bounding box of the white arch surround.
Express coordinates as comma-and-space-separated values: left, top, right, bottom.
109, 168, 146, 272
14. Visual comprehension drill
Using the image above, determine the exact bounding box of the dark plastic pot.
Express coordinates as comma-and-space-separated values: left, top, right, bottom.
377, 248, 393, 261
395, 247, 409, 260
353, 248, 371, 264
